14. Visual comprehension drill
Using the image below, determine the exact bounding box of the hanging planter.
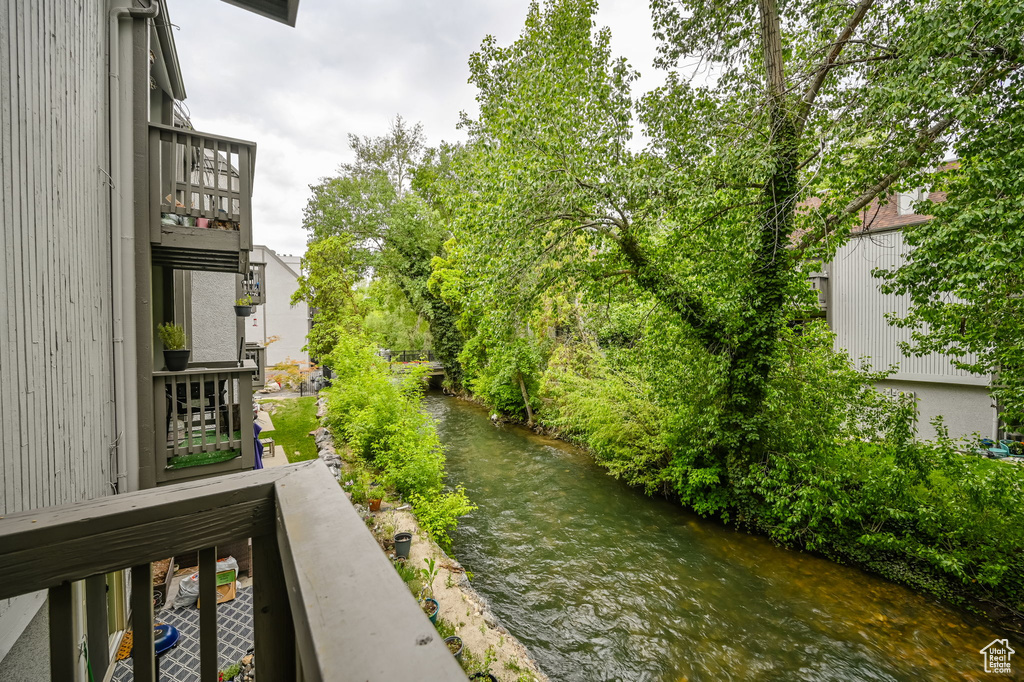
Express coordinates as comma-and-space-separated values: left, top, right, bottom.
234, 296, 254, 317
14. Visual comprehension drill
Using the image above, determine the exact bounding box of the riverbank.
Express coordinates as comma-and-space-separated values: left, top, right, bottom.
312, 400, 548, 681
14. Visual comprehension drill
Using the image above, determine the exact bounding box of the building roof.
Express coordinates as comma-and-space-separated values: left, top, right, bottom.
220, 0, 300, 27
254, 245, 301, 279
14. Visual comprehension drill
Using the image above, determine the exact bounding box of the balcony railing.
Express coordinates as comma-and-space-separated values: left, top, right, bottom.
0, 461, 466, 682
244, 343, 266, 388
149, 123, 255, 274
243, 261, 266, 305
153, 362, 256, 484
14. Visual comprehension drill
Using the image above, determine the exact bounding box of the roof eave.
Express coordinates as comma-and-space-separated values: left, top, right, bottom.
156, 0, 186, 100
219, 0, 300, 27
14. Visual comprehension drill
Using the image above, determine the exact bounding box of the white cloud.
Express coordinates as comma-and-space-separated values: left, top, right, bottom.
168, 0, 661, 257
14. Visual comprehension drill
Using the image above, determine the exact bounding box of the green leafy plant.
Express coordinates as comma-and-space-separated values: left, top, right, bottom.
410, 487, 476, 551
235, 295, 253, 306
322, 331, 475, 545
218, 662, 241, 681
419, 557, 439, 599
157, 322, 187, 350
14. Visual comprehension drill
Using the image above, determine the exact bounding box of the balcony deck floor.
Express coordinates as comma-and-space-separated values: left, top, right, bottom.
112, 586, 254, 682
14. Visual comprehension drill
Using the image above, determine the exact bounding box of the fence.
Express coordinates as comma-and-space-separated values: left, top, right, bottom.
389, 350, 436, 363
299, 369, 325, 397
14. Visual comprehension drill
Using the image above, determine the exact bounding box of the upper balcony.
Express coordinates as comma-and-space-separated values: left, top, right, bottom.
149, 124, 255, 274
243, 260, 266, 305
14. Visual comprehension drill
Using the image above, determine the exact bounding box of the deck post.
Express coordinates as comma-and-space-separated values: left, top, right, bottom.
85, 574, 110, 680
198, 547, 219, 680
130, 563, 156, 682
253, 531, 295, 679
48, 581, 75, 682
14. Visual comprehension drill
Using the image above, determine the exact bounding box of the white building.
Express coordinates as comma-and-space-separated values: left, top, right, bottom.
825, 190, 997, 441
245, 245, 311, 373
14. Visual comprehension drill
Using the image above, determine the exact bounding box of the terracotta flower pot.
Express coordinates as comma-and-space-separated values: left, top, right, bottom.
368, 498, 382, 512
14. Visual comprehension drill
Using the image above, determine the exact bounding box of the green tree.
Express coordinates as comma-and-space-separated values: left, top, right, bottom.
455, 0, 1022, 492
297, 118, 465, 382
877, 102, 1024, 426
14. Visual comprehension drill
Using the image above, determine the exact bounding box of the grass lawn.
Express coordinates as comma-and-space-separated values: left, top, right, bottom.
262, 396, 319, 463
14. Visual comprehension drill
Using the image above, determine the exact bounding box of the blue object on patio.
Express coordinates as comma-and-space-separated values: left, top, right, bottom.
980, 438, 1010, 458
154, 624, 180, 655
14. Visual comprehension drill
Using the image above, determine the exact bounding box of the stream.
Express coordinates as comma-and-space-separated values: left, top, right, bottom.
425, 392, 1009, 681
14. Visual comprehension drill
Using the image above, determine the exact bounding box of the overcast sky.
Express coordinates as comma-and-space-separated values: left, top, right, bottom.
169, 0, 661, 257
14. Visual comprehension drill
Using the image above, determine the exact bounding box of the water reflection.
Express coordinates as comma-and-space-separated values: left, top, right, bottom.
428, 394, 1004, 681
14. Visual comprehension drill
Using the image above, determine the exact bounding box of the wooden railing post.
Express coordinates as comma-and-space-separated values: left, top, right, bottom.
130, 563, 156, 682
199, 547, 218, 681
253, 531, 295, 679
48, 581, 75, 682
85, 574, 109, 680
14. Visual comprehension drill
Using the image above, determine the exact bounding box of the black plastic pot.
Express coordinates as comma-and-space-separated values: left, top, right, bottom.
394, 532, 412, 560
234, 305, 253, 317
469, 675, 498, 681
163, 349, 190, 372
444, 636, 463, 661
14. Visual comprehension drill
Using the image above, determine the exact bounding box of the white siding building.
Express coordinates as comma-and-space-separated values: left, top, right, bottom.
826, 194, 997, 441
245, 245, 310, 372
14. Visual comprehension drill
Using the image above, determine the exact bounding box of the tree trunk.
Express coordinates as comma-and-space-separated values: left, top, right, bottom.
517, 371, 535, 427
720, 0, 799, 484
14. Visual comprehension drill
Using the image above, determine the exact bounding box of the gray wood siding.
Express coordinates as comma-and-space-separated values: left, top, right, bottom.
0, 0, 115, 517
830, 230, 987, 385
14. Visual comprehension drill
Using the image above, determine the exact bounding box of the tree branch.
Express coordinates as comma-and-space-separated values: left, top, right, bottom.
798, 61, 1021, 251
795, 0, 876, 137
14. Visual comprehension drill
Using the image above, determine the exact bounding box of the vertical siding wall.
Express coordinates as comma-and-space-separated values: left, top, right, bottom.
830, 230, 994, 438
0, 1, 115, 516
830, 230, 987, 385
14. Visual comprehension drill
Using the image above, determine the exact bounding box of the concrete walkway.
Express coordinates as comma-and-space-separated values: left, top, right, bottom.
254, 406, 291, 468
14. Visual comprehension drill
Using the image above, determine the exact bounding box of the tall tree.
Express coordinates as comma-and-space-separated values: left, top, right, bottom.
297, 118, 465, 383
454, 0, 1021, 492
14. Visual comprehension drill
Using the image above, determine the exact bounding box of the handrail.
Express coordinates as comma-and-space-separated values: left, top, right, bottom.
149, 121, 258, 159
0, 461, 465, 681
149, 124, 255, 260
153, 362, 256, 482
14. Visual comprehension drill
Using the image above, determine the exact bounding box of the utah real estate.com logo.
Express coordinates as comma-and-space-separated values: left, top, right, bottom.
980, 639, 1015, 674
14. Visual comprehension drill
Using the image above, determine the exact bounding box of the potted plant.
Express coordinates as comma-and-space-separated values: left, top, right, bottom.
234, 295, 254, 317
421, 597, 439, 624
367, 482, 383, 512
157, 323, 190, 371
419, 557, 440, 623
444, 636, 463, 661
394, 531, 412, 560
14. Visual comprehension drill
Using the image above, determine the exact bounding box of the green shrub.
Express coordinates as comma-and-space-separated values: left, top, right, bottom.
323, 331, 474, 545
411, 487, 477, 551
